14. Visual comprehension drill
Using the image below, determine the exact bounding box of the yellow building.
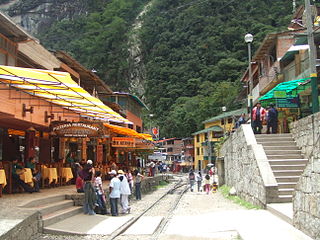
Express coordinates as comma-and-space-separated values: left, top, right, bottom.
192, 109, 246, 171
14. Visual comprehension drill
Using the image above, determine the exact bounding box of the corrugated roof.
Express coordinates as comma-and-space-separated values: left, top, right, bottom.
202, 109, 246, 124
192, 125, 224, 136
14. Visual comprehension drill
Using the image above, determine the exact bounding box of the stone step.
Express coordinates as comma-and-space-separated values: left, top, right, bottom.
278, 195, 293, 201
267, 154, 304, 159
263, 146, 299, 151
278, 188, 295, 195
270, 164, 306, 171
42, 206, 82, 227
265, 150, 302, 155
257, 141, 296, 146
278, 182, 297, 189
256, 137, 294, 142
273, 170, 304, 177
20, 195, 66, 208
275, 176, 300, 183
37, 200, 74, 216
255, 133, 292, 138
268, 159, 308, 165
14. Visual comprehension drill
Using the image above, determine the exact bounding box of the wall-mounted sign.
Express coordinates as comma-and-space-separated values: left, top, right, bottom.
112, 137, 135, 148
50, 122, 103, 138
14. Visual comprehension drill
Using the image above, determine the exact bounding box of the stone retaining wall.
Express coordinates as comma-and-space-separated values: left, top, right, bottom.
0, 211, 40, 240
290, 113, 320, 240
221, 124, 278, 208
67, 174, 172, 207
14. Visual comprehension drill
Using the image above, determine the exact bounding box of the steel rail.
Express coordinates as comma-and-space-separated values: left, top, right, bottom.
108, 176, 187, 240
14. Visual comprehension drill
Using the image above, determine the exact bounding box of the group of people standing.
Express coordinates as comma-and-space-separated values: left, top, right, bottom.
189, 167, 218, 194
79, 160, 144, 216
252, 102, 278, 134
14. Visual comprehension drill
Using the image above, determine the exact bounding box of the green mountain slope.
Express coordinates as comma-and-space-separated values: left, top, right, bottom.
140, 0, 302, 137
37, 0, 303, 138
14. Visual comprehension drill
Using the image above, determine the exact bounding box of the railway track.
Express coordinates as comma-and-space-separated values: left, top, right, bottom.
109, 176, 188, 240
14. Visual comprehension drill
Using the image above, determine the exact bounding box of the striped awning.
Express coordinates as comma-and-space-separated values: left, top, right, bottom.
104, 123, 153, 141
0, 65, 131, 124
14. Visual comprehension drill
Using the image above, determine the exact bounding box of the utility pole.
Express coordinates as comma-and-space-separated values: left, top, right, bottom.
305, 0, 319, 113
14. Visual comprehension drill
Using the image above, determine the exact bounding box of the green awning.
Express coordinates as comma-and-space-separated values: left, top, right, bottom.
259, 77, 311, 108
192, 125, 224, 136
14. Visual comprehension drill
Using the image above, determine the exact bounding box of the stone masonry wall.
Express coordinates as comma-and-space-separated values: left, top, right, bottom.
221, 124, 278, 208
291, 113, 320, 240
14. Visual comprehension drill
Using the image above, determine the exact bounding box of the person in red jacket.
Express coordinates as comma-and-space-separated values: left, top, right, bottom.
251, 102, 266, 134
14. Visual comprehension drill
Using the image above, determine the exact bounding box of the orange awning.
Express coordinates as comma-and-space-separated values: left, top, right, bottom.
104, 123, 153, 141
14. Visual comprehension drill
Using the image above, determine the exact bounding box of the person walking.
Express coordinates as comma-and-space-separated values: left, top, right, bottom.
188, 170, 195, 192
204, 173, 211, 194
82, 160, 96, 215
134, 170, 144, 200
251, 102, 266, 134
118, 170, 131, 214
126, 170, 134, 194
94, 171, 107, 214
109, 170, 121, 216
266, 103, 278, 134
196, 171, 202, 192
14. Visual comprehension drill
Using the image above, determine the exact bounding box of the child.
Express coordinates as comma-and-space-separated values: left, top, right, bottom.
94, 171, 107, 214
204, 174, 210, 194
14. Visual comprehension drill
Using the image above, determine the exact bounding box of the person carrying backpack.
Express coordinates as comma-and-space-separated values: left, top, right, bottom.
189, 170, 195, 192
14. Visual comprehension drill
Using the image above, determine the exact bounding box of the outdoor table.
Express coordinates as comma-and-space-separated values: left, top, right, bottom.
61, 168, 73, 182
42, 167, 58, 184
0, 169, 6, 188
20, 168, 34, 187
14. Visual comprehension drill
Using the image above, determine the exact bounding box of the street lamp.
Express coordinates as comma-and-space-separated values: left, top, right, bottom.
245, 33, 254, 115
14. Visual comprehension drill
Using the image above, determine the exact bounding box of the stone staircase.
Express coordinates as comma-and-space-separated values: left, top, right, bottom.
21, 195, 82, 232
255, 133, 308, 203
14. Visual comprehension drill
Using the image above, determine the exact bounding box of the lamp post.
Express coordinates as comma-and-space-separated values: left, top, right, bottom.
245, 33, 254, 115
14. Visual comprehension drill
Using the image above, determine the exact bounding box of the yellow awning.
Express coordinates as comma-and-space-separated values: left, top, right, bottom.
0, 65, 131, 124
104, 123, 153, 141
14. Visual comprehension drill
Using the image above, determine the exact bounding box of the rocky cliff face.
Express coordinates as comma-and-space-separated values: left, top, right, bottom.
0, 0, 91, 36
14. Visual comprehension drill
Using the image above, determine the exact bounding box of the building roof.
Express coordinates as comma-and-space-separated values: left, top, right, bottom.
112, 92, 148, 109
202, 108, 247, 124
192, 125, 224, 136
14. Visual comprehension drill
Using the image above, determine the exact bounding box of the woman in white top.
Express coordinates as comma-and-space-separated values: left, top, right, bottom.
118, 170, 131, 214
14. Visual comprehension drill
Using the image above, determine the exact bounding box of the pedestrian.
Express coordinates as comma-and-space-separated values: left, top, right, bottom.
109, 170, 121, 216
196, 171, 202, 192
82, 160, 96, 215
25, 156, 41, 192
189, 170, 195, 192
118, 170, 131, 214
251, 102, 266, 134
235, 113, 246, 128
94, 171, 107, 214
126, 169, 134, 193
204, 174, 211, 194
266, 103, 278, 134
134, 170, 144, 200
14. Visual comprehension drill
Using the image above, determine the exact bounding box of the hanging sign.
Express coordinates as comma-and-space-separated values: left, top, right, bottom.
50, 121, 103, 137
112, 137, 135, 148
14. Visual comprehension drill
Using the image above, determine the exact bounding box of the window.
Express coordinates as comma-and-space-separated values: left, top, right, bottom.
196, 135, 200, 142
167, 147, 173, 152
0, 34, 17, 66
136, 126, 141, 133
196, 147, 200, 155
221, 119, 225, 125
228, 118, 233, 124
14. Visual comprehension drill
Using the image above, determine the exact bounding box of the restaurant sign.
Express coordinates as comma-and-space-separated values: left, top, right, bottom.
50, 122, 103, 137
112, 137, 135, 148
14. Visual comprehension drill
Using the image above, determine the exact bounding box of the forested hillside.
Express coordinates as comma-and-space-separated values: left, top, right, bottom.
35, 0, 303, 138
140, 0, 302, 137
